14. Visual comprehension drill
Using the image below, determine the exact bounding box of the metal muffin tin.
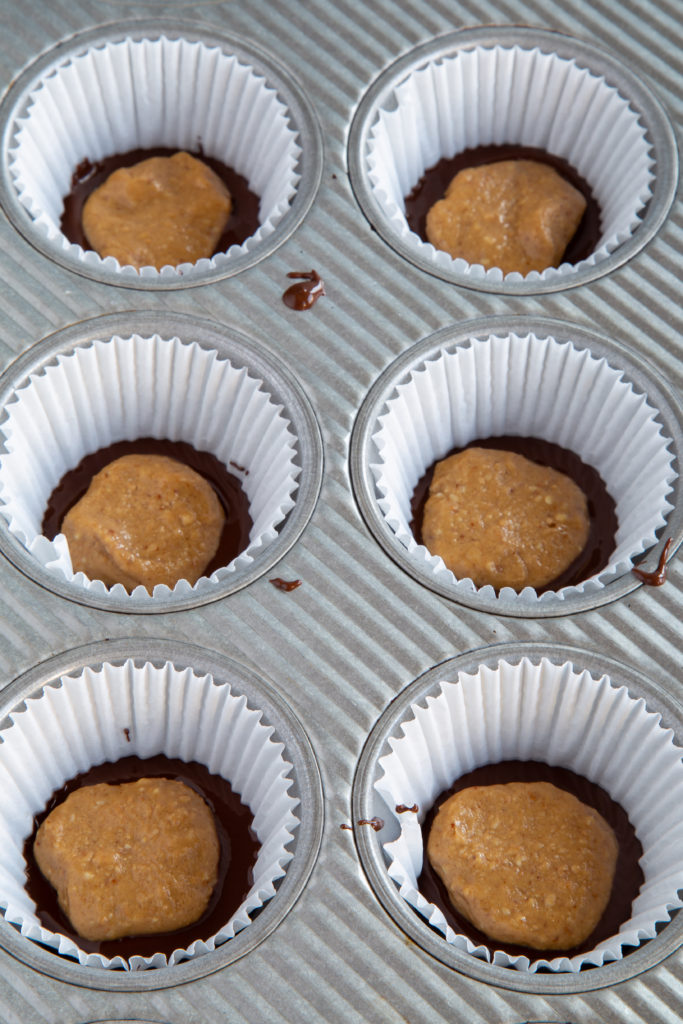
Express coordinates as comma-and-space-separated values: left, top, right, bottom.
0, 1, 680, 1022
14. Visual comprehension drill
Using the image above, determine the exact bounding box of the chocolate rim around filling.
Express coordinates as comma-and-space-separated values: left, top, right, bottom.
42, 438, 254, 585
405, 145, 601, 268
418, 760, 644, 964
24, 755, 261, 960
410, 436, 618, 594
61, 148, 261, 260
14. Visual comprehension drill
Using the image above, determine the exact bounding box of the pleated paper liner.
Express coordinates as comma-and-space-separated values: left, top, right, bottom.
375, 655, 683, 973
351, 318, 681, 616
349, 26, 677, 293
0, 313, 324, 611
1, 20, 322, 287
0, 658, 299, 970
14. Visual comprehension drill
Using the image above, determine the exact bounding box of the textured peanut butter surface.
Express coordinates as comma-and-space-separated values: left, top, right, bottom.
62, 453, 225, 591
33, 778, 220, 942
82, 151, 232, 269
422, 447, 590, 591
427, 781, 618, 951
425, 159, 587, 274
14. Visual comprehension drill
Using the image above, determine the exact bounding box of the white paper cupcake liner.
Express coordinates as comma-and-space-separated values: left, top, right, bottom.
375, 655, 683, 973
370, 330, 676, 607
0, 658, 300, 970
0, 332, 300, 602
8, 33, 301, 281
366, 42, 654, 285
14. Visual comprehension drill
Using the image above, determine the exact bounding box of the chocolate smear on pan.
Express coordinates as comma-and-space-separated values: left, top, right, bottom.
405, 144, 601, 266
417, 760, 643, 962
282, 270, 325, 310
24, 755, 259, 960
62, 148, 260, 254
632, 538, 671, 586
42, 437, 253, 578
410, 435, 617, 593
270, 578, 303, 592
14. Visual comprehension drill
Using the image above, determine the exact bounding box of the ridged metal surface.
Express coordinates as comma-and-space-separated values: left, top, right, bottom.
0, 0, 679, 1022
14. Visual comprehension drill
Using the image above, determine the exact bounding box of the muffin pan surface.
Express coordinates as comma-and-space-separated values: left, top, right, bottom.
0, 1, 681, 1023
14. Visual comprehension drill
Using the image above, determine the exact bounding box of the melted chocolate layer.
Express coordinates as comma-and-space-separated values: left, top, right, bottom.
410, 436, 617, 593
405, 145, 601, 266
418, 760, 644, 961
61, 148, 260, 255
24, 755, 260, 960
42, 438, 253, 580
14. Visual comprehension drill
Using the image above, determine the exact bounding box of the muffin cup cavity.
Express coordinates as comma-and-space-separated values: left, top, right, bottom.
349, 27, 678, 293
351, 317, 681, 616
0, 313, 323, 612
0, 657, 299, 970
352, 644, 683, 991
0, 639, 323, 988
0, 21, 322, 288
374, 655, 683, 973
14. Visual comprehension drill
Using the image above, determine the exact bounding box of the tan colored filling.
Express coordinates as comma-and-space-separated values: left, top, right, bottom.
34, 778, 220, 942
427, 781, 618, 950
422, 447, 590, 591
425, 159, 587, 274
82, 151, 232, 269
62, 453, 225, 591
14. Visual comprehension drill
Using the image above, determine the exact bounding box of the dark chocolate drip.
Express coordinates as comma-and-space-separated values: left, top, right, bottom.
395, 803, 419, 814
282, 270, 325, 310
417, 760, 644, 962
61, 149, 260, 254
269, 578, 303, 592
24, 755, 260, 960
357, 817, 384, 832
410, 436, 617, 593
405, 145, 601, 265
41, 438, 253, 579
632, 538, 671, 586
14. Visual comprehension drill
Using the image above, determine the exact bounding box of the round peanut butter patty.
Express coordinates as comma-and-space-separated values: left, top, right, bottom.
82, 151, 232, 269
62, 453, 225, 591
426, 781, 618, 951
421, 447, 590, 591
33, 778, 220, 942
425, 159, 587, 274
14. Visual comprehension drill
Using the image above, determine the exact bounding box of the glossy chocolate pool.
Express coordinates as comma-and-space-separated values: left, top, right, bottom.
418, 760, 644, 962
24, 755, 260, 960
61, 148, 261, 256
405, 144, 601, 266
410, 436, 617, 593
42, 438, 253, 581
